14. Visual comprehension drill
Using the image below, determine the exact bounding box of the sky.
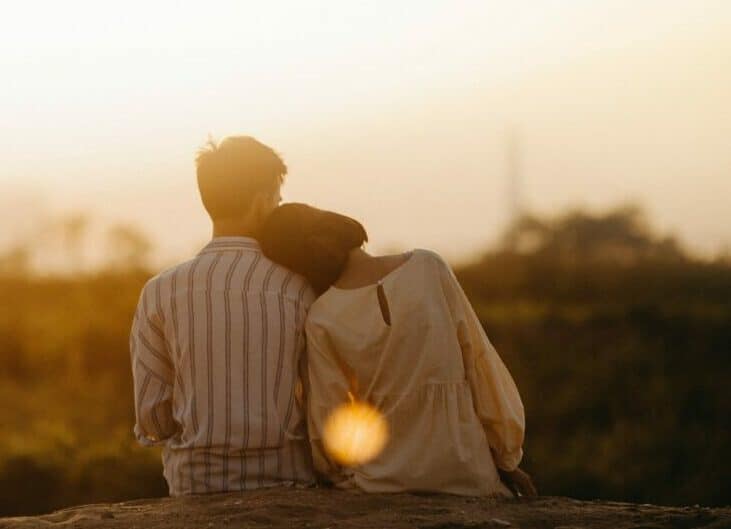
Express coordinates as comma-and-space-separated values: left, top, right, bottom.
1, 0, 730, 268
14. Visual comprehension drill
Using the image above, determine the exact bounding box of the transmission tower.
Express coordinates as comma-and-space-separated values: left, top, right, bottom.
506, 126, 523, 228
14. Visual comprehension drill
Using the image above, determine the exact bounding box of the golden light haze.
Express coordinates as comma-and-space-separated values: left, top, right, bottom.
1, 1, 730, 266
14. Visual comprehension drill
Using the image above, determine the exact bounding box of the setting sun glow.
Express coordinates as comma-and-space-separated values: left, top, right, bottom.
1, 1, 730, 267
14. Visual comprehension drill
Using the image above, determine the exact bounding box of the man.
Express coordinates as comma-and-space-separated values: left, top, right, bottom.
130, 136, 316, 495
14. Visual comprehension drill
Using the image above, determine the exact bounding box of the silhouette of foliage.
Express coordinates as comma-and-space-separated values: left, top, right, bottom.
0, 204, 728, 515
458, 204, 731, 506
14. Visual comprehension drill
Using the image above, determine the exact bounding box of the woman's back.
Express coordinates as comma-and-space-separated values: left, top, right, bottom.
305, 249, 522, 495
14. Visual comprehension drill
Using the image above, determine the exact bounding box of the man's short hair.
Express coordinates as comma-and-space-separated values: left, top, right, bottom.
195, 136, 287, 221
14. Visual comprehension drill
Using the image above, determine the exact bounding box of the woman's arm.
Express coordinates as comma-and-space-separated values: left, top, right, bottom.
436, 256, 526, 472
304, 321, 353, 485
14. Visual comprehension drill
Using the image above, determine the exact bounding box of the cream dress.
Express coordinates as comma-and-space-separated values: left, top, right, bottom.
304, 249, 525, 496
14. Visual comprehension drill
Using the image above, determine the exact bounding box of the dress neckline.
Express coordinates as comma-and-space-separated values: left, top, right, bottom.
328, 250, 417, 293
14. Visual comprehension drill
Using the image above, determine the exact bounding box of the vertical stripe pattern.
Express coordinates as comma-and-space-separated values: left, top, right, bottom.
129, 237, 316, 496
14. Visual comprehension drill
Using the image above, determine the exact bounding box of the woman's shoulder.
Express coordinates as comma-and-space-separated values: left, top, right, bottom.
410, 248, 452, 274
305, 287, 347, 331
305, 293, 332, 323
408, 248, 463, 295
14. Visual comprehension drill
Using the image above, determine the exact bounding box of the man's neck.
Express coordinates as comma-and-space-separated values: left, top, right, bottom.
212, 220, 259, 239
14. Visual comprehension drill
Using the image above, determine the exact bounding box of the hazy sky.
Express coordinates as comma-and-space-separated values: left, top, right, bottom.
1, 0, 730, 266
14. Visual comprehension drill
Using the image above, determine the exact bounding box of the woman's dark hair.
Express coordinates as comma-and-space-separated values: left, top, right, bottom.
259, 203, 368, 295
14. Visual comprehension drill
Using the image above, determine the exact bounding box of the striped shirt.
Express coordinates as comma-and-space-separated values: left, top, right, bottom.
130, 236, 316, 495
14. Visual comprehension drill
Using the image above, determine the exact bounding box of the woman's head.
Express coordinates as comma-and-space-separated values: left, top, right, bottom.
259, 203, 368, 294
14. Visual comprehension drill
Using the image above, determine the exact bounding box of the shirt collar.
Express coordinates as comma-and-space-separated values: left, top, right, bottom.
198, 236, 261, 255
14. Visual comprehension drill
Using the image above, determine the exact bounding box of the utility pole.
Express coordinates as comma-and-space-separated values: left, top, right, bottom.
503, 125, 524, 252
506, 125, 523, 228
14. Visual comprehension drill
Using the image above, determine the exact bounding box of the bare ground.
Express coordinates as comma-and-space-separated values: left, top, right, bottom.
1, 487, 729, 529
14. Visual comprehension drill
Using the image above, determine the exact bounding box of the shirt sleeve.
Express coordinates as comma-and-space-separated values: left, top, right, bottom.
437, 257, 526, 471
304, 320, 353, 485
130, 278, 178, 447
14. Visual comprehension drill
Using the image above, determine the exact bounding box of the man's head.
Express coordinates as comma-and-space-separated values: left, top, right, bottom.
195, 136, 285, 234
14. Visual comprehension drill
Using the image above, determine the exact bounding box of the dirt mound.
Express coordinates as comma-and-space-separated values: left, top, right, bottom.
1, 487, 729, 529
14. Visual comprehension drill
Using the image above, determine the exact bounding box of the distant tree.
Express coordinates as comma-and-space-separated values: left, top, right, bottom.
59, 213, 90, 274
104, 224, 153, 272
498, 203, 684, 265
717, 244, 731, 266
0, 245, 32, 277
500, 214, 550, 254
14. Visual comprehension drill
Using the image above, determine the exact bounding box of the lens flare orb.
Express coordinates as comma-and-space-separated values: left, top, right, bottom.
323, 400, 388, 466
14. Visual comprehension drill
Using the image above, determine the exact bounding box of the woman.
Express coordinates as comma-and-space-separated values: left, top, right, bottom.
260, 203, 536, 497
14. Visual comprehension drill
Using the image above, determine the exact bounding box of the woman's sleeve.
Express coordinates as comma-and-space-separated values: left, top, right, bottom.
438, 259, 525, 471
304, 320, 353, 484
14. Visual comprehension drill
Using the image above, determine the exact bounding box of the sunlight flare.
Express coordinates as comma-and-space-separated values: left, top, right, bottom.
323, 397, 389, 467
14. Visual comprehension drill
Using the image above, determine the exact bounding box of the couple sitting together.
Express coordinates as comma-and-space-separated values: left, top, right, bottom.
130, 136, 536, 499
